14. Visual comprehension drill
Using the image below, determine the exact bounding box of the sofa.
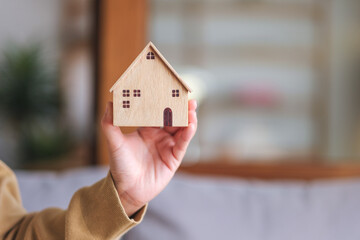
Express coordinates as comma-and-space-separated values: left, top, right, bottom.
15, 167, 360, 240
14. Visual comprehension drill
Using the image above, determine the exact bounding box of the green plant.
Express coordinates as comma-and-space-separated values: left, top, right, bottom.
20, 121, 70, 162
0, 45, 59, 122
0, 44, 71, 164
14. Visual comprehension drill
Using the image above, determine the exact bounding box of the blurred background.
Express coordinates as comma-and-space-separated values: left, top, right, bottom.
2, 1, 360, 239
1, 0, 359, 169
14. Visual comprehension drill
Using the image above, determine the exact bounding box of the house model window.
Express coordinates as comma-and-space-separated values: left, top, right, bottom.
172, 89, 179, 97
146, 52, 155, 60
123, 101, 130, 108
134, 89, 141, 97
123, 89, 130, 97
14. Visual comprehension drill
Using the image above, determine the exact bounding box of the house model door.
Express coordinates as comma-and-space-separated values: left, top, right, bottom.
164, 108, 172, 126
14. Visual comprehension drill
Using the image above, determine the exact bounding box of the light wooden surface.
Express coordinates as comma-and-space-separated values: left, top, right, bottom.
111, 43, 189, 127
97, 0, 147, 165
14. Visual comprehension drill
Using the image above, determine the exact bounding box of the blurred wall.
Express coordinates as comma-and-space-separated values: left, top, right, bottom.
0, 0, 61, 60
149, 0, 325, 162
149, 0, 360, 163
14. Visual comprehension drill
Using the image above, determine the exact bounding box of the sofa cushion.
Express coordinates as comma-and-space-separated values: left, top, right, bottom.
124, 174, 360, 240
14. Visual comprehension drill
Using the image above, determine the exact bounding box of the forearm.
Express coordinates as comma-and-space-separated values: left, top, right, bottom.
63, 172, 147, 239
0, 161, 146, 240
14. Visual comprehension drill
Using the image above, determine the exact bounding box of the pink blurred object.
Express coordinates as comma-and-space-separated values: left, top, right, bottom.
232, 84, 281, 107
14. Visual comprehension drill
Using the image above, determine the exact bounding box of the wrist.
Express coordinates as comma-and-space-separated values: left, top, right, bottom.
117, 190, 144, 217
109, 171, 144, 217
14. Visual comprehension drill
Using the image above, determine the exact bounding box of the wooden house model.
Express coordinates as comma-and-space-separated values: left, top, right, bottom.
110, 42, 192, 127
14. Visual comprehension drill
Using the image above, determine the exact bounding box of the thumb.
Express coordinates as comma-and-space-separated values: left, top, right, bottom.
101, 102, 125, 151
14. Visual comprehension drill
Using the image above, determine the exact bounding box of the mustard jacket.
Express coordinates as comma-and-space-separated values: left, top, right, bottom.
0, 160, 146, 239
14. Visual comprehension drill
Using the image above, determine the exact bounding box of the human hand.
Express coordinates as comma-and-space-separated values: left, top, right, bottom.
101, 100, 198, 216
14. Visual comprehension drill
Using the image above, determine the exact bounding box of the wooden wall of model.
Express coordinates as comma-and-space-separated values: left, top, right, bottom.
97, 0, 147, 165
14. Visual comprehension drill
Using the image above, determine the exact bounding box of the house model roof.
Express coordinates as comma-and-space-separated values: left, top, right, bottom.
110, 42, 192, 93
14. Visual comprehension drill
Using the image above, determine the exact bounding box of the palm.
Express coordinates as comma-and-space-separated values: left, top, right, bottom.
102, 100, 197, 209
111, 128, 180, 204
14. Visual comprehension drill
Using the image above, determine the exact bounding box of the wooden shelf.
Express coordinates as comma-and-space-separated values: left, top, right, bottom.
179, 161, 360, 180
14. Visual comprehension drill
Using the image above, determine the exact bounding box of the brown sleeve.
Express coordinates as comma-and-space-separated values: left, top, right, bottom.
0, 160, 147, 240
